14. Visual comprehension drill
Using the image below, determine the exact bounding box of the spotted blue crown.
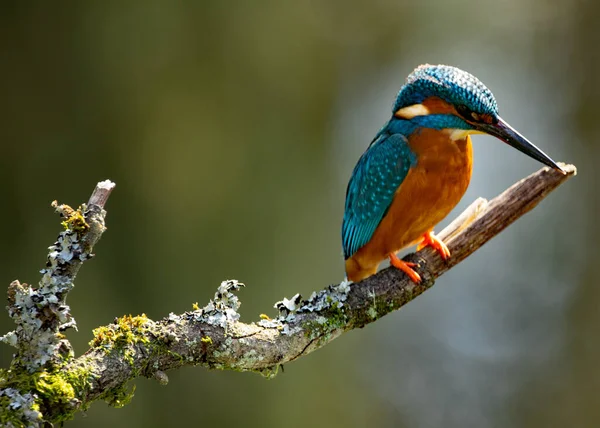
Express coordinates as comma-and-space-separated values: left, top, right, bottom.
392, 64, 499, 118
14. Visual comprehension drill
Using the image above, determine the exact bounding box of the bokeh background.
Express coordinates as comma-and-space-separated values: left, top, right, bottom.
1, 1, 597, 427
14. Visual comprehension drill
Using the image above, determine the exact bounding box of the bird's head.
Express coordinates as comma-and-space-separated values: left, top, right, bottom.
392, 64, 564, 172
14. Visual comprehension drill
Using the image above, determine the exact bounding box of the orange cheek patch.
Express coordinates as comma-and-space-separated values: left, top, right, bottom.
394, 97, 459, 119
421, 97, 458, 115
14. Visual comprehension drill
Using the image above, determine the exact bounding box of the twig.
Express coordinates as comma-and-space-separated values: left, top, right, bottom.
0, 165, 575, 426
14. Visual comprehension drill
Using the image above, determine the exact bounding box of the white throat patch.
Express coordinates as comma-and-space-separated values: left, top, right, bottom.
445, 128, 484, 141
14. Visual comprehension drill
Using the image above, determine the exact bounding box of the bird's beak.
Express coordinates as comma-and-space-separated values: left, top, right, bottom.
476, 117, 566, 174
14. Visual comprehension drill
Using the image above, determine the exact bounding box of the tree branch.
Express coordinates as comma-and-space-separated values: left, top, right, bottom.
0, 165, 575, 426
0, 180, 115, 426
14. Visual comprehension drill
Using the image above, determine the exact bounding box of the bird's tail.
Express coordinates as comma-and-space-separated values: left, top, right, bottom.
345, 256, 379, 283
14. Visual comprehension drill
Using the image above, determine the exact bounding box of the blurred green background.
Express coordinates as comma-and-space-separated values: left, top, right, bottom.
1, 1, 597, 427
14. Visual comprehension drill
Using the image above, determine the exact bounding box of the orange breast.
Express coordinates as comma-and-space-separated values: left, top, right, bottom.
345, 130, 473, 282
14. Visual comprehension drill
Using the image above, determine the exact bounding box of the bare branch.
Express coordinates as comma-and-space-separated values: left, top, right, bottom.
87, 180, 116, 208
0, 166, 575, 426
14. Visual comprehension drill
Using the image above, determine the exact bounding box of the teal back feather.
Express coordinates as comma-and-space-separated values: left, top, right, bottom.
342, 132, 415, 259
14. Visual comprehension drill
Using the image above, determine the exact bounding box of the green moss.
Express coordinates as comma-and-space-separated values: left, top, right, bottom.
351, 280, 434, 329
302, 302, 348, 342
37, 367, 95, 421
200, 336, 212, 345
100, 383, 136, 408
0, 363, 95, 424
89, 314, 150, 366
2, 312, 169, 422
60, 206, 89, 233
85, 314, 172, 410
62, 365, 96, 408
327, 302, 348, 330
0, 368, 8, 387
256, 365, 279, 379
34, 372, 77, 422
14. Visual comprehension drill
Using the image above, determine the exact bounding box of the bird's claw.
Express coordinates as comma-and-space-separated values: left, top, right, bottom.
389, 253, 421, 283
417, 231, 451, 260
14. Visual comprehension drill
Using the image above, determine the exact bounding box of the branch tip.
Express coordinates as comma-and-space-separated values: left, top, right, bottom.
87, 179, 116, 209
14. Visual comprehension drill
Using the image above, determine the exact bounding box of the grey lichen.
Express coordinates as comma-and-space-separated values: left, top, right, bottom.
274, 293, 302, 316
0, 387, 42, 427
257, 280, 352, 336
0, 181, 115, 425
187, 280, 245, 329
297, 279, 351, 314
1, 201, 105, 371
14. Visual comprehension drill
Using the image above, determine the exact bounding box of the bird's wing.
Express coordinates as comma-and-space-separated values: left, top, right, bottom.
342, 133, 414, 259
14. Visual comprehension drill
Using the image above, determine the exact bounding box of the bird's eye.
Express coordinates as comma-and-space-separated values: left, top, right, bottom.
456, 104, 493, 124
456, 104, 474, 120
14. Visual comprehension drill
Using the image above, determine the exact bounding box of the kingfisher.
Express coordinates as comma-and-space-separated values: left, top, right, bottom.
342, 64, 564, 283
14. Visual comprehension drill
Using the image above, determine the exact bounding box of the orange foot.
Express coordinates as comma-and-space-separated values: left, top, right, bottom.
417, 230, 450, 260
389, 253, 421, 283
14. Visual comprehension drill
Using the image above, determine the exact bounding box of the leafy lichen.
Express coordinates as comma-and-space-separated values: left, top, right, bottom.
0, 387, 42, 427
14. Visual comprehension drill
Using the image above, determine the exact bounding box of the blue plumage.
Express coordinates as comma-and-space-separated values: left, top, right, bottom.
388, 113, 471, 134
393, 65, 498, 118
342, 133, 416, 259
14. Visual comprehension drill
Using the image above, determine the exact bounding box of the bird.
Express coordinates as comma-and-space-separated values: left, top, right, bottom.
342, 64, 564, 283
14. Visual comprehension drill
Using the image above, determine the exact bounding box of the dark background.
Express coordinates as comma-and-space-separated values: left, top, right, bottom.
1, 1, 597, 427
